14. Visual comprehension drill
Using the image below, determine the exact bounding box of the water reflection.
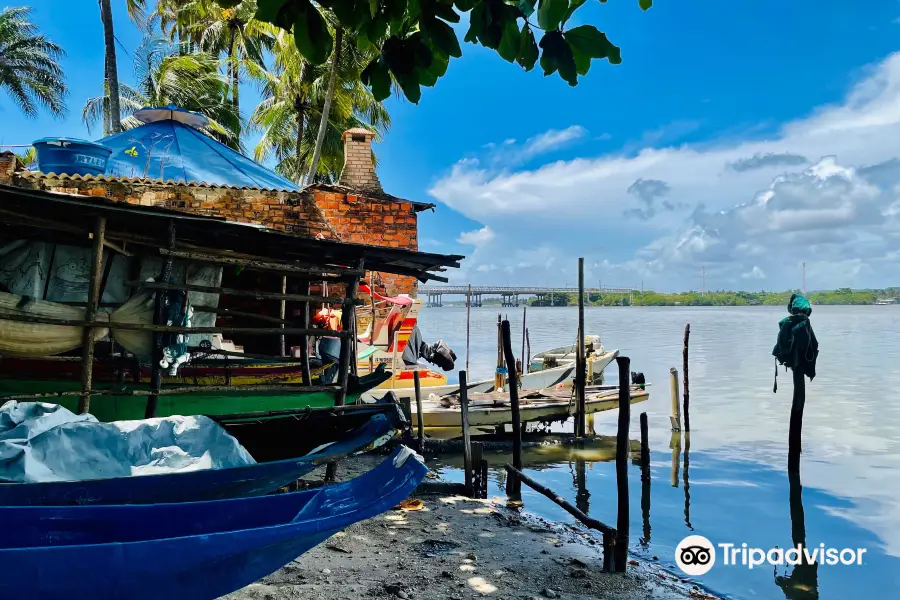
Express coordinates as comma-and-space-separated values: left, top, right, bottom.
684, 434, 693, 531
573, 456, 590, 515
775, 470, 819, 600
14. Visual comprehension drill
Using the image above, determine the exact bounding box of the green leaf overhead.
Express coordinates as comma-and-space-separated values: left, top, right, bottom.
537, 0, 568, 30
220, 0, 646, 97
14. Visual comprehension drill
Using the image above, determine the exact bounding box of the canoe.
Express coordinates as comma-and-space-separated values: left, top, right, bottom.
419, 386, 649, 429
0, 446, 427, 600
0, 368, 393, 422
0, 410, 400, 506
215, 399, 407, 462
361, 349, 618, 403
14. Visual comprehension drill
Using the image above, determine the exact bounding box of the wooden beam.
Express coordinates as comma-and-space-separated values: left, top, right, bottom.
0, 384, 341, 402
146, 220, 176, 419
125, 280, 356, 305
158, 248, 364, 278
77, 216, 106, 414
103, 239, 133, 257
191, 304, 296, 326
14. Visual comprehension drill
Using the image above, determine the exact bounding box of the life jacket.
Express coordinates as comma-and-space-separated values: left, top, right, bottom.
772, 293, 819, 392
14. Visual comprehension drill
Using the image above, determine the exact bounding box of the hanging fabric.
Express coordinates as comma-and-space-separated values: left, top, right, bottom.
772, 293, 819, 392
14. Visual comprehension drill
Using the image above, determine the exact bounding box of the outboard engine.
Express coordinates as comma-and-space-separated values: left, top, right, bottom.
631, 371, 646, 390
401, 325, 457, 372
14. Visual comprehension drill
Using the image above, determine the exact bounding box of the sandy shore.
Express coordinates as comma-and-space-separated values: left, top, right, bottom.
225, 453, 714, 600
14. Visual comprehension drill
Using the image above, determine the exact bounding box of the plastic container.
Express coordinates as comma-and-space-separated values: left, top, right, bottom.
32, 137, 112, 176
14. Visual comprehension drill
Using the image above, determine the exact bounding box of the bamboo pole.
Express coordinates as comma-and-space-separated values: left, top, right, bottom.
146, 220, 176, 419
614, 355, 631, 572
414, 370, 425, 454
466, 284, 472, 372
669, 367, 682, 432
576, 257, 586, 438
500, 320, 522, 497
77, 216, 106, 414
683, 323, 691, 432
460, 370, 473, 497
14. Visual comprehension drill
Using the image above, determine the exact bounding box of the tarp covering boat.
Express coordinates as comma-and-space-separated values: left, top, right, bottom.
0, 401, 254, 483
0, 446, 427, 600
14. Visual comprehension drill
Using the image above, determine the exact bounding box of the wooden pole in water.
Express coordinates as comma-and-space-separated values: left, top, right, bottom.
495, 314, 503, 390
520, 305, 527, 370
669, 367, 682, 432
614, 355, 631, 572
788, 369, 806, 474
459, 371, 474, 496
466, 284, 472, 372
682, 323, 691, 433
78, 215, 106, 414
525, 328, 531, 368
501, 320, 522, 497
414, 370, 425, 454
639, 412, 650, 468
576, 257, 586, 438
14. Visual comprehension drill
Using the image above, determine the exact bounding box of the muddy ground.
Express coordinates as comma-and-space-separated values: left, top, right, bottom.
226, 454, 715, 600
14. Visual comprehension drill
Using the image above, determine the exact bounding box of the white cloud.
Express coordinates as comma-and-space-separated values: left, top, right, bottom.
742, 266, 766, 279
429, 52, 900, 290
521, 126, 587, 158
456, 226, 495, 247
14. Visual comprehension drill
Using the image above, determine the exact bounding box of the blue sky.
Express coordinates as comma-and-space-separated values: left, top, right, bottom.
4, 1, 900, 291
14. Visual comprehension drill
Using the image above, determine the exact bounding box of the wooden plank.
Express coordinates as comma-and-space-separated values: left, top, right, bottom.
0, 384, 340, 402
191, 304, 295, 326
103, 239, 133, 257
77, 216, 106, 414
460, 370, 473, 497
126, 280, 355, 305
158, 248, 365, 278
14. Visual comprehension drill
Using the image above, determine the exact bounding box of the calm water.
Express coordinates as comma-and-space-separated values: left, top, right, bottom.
418, 305, 900, 599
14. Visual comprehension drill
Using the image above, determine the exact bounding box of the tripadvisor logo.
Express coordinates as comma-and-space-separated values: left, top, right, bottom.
674, 535, 867, 576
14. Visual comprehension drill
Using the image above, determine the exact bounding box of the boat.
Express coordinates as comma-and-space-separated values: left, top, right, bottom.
214, 395, 406, 462
0, 409, 401, 506
529, 335, 614, 385
0, 446, 427, 600
418, 385, 649, 429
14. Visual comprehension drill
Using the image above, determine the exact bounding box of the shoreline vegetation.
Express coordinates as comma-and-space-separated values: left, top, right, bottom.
442, 288, 899, 307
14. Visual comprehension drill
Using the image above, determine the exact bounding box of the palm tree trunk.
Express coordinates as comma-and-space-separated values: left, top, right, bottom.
230, 29, 239, 110
100, 0, 122, 134
304, 28, 343, 186
295, 97, 306, 185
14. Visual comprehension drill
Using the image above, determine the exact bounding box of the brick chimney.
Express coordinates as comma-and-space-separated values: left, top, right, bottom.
338, 128, 382, 192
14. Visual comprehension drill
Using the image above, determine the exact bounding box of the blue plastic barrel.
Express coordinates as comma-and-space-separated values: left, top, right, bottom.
32, 137, 112, 176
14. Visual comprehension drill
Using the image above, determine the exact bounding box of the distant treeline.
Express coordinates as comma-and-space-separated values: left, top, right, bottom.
522, 287, 899, 307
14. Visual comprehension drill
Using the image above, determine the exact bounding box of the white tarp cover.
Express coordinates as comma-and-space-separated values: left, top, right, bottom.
0, 401, 256, 483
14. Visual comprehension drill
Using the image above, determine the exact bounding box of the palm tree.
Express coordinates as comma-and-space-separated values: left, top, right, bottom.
99, 0, 147, 133
252, 29, 390, 184
83, 38, 241, 149
0, 7, 67, 117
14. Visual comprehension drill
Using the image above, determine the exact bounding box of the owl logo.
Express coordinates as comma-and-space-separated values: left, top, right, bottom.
124, 146, 138, 157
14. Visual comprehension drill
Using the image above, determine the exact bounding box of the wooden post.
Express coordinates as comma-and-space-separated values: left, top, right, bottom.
335, 262, 362, 406
682, 323, 691, 432
669, 367, 682, 431
575, 257, 586, 438
414, 370, 425, 454
279, 275, 287, 357
368, 272, 376, 374
145, 220, 176, 419
788, 369, 806, 474
466, 284, 472, 372
520, 305, 527, 369
639, 412, 650, 468
460, 370, 473, 497
500, 320, 522, 497
400, 397, 412, 425
471, 440, 484, 497
77, 216, 106, 414
324, 461, 337, 483
299, 280, 312, 385
494, 314, 504, 391
683, 432, 692, 529
525, 328, 531, 368
614, 355, 631, 572
640, 437, 652, 547
670, 432, 681, 487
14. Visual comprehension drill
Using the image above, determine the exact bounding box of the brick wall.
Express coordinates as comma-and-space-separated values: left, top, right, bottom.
311, 188, 419, 297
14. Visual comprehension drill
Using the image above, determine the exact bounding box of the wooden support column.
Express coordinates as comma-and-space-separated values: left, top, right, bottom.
575, 257, 586, 438
279, 275, 287, 357
77, 216, 106, 414
300, 280, 312, 385
414, 370, 425, 454
145, 220, 176, 419
460, 371, 473, 497
335, 261, 362, 406
500, 320, 522, 497
614, 355, 631, 572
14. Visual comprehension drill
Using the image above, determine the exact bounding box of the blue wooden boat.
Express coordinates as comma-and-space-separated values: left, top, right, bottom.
0, 409, 402, 506
0, 446, 427, 600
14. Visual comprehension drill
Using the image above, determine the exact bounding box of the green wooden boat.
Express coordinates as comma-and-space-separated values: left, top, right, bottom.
0, 369, 393, 422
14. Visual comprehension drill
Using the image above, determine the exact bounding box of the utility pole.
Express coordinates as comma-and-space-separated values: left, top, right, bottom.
701, 265, 706, 297
802, 262, 806, 295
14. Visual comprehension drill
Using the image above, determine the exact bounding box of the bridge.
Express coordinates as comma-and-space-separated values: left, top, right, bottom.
418, 285, 639, 307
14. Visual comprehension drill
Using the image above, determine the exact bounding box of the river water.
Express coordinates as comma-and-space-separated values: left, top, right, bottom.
417, 305, 900, 599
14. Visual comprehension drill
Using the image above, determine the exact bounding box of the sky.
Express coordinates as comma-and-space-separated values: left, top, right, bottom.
3, 1, 900, 292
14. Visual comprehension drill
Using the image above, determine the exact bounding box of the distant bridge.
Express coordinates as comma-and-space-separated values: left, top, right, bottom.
418, 285, 639, 307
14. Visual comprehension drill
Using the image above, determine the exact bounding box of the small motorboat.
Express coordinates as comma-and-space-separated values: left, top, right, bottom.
528, 335, 616, 385
419, 385, 649, 429
0, 446, 427, 600
0, 410, 402, 506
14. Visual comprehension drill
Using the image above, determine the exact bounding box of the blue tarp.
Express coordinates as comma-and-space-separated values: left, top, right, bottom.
98, 119, 300, 191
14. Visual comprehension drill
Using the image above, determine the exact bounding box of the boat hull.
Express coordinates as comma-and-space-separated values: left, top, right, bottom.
0, 447, 427, 600
420, 388, 649, 428
0, 411, 400, 506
